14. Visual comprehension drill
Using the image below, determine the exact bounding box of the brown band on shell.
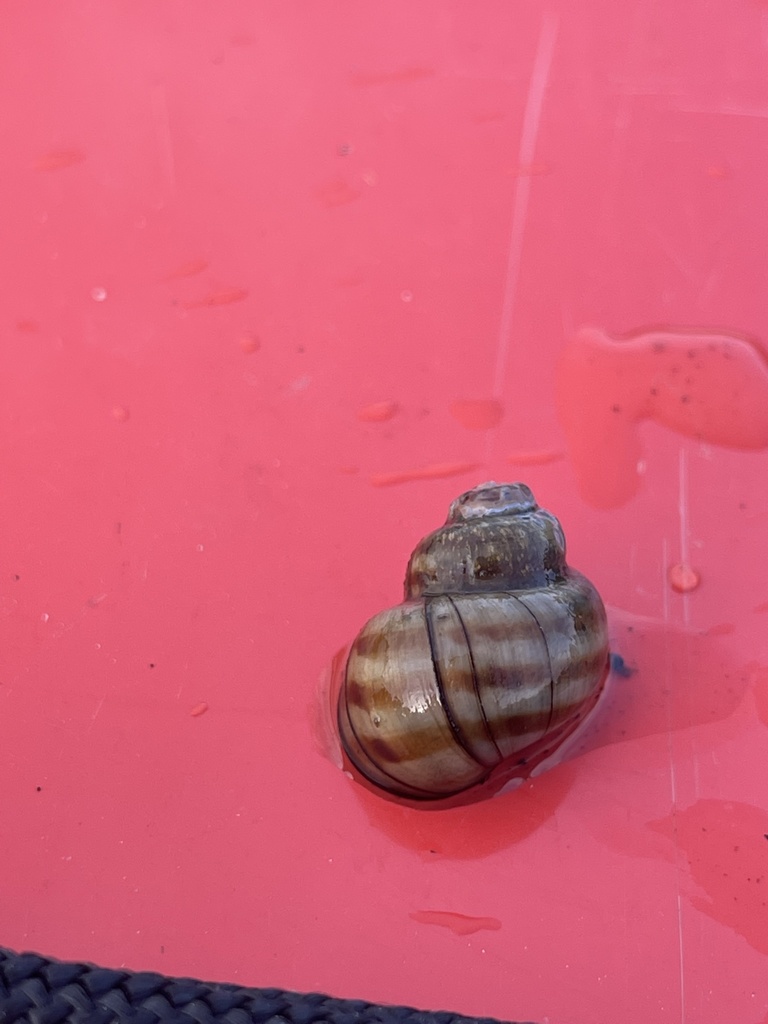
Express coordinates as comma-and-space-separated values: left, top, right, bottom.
337, 483, 610, 802
338, 665, 444, 799
425, 595, 502, 768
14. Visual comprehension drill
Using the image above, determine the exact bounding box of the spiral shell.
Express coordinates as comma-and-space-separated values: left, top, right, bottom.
337, 482, 609, 802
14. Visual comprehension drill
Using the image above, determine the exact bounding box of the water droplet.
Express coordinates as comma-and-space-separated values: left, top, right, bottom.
239, 333, 261, 354
357, 401, 398, 423
34, 149, 85, 172
400, 290, 413, 302
669, 563, 701, 594
195, 544, 204, 552
370, 461, 481, 487
184, 287, 248, 309
505, 449, 563, 466
450, 398, 504, 430
91, 287, 108, 302
112, 405, 129, 422
165, 259, 208, 280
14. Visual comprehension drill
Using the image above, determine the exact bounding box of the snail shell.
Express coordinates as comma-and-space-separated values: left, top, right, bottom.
337, 482, 609, 802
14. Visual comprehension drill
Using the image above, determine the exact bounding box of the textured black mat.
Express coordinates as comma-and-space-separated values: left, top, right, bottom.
0, 948, 531, 1024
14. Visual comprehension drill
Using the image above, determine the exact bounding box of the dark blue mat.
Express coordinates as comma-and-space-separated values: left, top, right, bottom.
0, 948, 531, 1024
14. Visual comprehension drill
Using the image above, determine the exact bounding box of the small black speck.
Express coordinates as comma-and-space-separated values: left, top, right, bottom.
610, 653, 635, 678
649, 387, 658, 396
36, 786, 42, 792
764, 834, 768, 841
611, 404, 621, 413
149, 663, 156, 669
11, 574, 20, 581
680, 394, 690, 403
739, 502, 747, 510
337, 143, 352, 156
297, 346, 305, 353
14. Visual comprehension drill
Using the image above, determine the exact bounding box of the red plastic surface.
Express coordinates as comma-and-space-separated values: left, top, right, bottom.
2, 5, 768, 1023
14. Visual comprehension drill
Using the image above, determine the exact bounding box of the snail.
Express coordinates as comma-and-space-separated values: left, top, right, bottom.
337, 482, 609, 802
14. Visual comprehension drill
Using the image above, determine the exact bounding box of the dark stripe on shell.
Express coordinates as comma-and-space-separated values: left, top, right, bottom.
447, 595, 503, 764
511, 593, 557, 739
424, 597, 490, 769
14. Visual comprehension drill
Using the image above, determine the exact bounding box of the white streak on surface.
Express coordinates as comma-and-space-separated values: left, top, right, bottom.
678, 446, 691, 626
88, 696, 106, 733
151, 84, 177, 193
491, 11, 559, 400
662, 535, 686, 1024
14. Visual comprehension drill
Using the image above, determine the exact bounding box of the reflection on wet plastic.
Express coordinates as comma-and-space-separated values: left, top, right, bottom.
649, 799, 768, 956
557, 326, 768, 508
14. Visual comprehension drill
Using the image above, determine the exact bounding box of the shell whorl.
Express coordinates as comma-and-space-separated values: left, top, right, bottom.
405, 481, 568, 599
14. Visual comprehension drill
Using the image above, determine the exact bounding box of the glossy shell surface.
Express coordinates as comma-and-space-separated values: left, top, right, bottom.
337, 483, 610, 801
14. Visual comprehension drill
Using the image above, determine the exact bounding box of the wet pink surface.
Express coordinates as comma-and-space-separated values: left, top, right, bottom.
557, 326, 768, 508
1, 4, 768, 1024
648, 799, 768, 958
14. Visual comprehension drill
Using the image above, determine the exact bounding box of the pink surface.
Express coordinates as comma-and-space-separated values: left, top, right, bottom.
2, 4, 768, 1023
